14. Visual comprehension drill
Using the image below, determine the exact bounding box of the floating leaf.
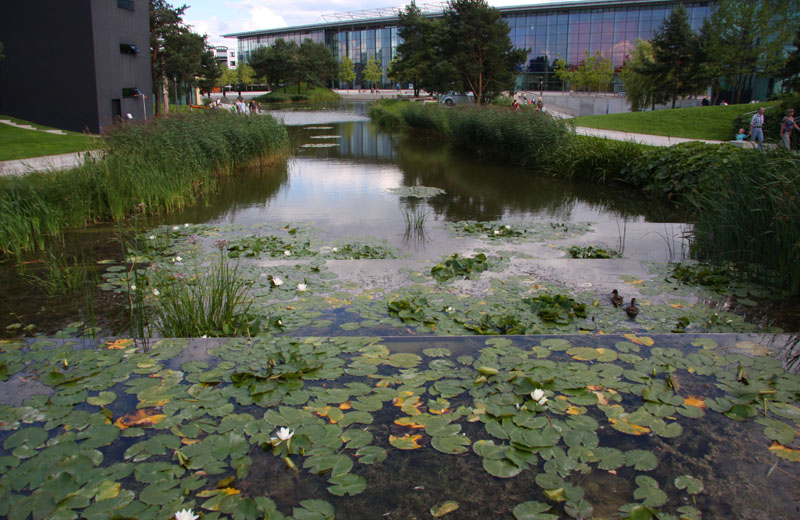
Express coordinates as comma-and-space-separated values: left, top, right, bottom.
293, 499, 335, 520
482, 457, 523, 478
430, 501, 459, 517
513, 501, 558, 520
327, 473, 366, 496
87, 391, 117, 407
114, 409, 166, 430
623, 334, 654, 347
683, 396, 706, 409
768, 441, 800, 461
389, 433, 423, 450
431, 434, 471, 454
355, 445, 386, 464
105, 339, 134, 350
608, 416, 650, 436
674, 475, 704, 494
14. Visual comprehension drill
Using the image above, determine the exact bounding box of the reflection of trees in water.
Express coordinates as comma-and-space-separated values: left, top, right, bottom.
153, 161, 290, 225
393, 135, 683, 223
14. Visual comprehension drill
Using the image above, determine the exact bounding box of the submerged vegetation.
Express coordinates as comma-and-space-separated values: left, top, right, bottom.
0, 111, 289, 258
370, 101, 800, 295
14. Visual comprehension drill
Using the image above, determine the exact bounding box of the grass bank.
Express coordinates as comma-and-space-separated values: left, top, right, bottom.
572, 103, 773, 140
371, 100, 800, 294
256, 85, 339, 104
0, 116, 99, 161
0, 111, 289, 257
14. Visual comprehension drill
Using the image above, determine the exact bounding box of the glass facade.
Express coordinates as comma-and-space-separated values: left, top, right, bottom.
231, 1, 713, 88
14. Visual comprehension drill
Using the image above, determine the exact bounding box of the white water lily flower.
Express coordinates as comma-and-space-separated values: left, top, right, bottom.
152, 289, 160, 296
505, 225, 511, 230
446, 306, 454, 313
283, 250, 291, 256
148, 235, 155, 240
175, 509, 199, 520
493, 229, 501, 235
130, 284, 136, 290
531, 389, 548, 405
184, 223, 189, 228
272, 277, 283, 286
172, 226, 179, 231
276, 427, 294, 441
332, 247, 338, 253
297, 283, 308, 292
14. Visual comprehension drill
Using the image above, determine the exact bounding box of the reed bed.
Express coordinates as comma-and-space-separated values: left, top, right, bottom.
685, 151, 800, 294
0, 111, 289, 257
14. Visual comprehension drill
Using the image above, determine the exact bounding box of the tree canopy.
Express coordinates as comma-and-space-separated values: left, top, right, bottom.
619, 39, 665, 111
246, 38, 336, 93
392, 0, 525, 102
554, 51, 613, 93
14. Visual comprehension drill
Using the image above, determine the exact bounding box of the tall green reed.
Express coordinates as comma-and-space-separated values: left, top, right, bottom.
0, 111, 289, 258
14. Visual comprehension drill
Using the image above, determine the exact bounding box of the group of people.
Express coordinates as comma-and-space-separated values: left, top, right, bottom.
740, 106, 800, 151
512, 92, 544, 111
234, 97, 261, 115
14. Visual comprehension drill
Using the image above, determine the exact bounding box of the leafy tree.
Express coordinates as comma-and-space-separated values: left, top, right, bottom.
150, 0, 188, 115
338, 55, 356, 89
638, 4, 705, 108
197, 48, 222, 98
298, 39, 336, 89
362, 56, 382, 91
440, 0, 527, 103
704, 0, 798, 103
554, 51, 613, 92
163, 28, 206, 105
248, 45, 272, 85
620, 39, 666, 111
263, 39, 298, 93
783, 25, 800, 92
393, 1, 444, 97
231, 63, 255, 95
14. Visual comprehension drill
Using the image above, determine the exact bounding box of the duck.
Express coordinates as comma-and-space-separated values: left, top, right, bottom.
610, 289, 623, 307
625, 298, 639, 319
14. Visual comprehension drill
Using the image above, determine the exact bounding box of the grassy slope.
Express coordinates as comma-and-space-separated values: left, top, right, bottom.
572, 103, 775, 140
0, 117, 99, 161
257, 85, 339, 103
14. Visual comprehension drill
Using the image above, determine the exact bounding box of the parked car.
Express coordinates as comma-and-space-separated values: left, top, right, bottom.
439, 91, 475, 106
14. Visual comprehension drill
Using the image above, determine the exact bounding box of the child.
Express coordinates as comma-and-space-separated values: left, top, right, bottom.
735, 128, 747, 141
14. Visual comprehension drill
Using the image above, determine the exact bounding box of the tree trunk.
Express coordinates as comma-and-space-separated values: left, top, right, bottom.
161, 74, 169, 115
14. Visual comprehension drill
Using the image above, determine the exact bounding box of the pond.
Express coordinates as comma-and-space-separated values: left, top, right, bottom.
0, 103, 798, 520
3, 103, 783, 338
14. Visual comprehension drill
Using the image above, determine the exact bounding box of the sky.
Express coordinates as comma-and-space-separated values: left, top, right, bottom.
182, 0, 575, 47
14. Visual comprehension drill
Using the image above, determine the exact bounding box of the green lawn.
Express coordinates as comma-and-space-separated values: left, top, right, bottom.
572, 103, 775, 140
256, 85, 340, 103
0, 116, 99, 161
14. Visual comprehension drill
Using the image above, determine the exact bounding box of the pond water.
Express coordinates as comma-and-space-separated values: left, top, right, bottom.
1, 103, 799, 520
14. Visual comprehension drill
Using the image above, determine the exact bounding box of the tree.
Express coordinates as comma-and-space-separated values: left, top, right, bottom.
620, 39, 665, 111
638, 4, 705, 108
393, 1, 445, 97
782, 25, 800, 92
554, 51, 613, 92
231, 63, 255, 95
440, 0, 527, 103
338, 55, 355, 89
298, 39, 336, 89
150, 0, 187, 115
362, 56, 382, 91
163, 28, 206, 105
197, 48, 222, 98
248, 45, 272, 85
704, 0, 798, 103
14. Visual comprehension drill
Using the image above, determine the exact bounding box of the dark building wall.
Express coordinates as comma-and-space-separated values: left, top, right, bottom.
0, 1, 99, 133
0, 0, 152, 134
90, 0, 153, 129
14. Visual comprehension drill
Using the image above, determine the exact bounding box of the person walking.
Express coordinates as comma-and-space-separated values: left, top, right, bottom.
780, 108, 800, 150
749, 106, 766, 151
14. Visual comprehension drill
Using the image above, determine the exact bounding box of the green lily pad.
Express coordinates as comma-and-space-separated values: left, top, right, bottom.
674, 475, 704, 494
513, 501, 558, 520
327, 473, 366, 496
293, 499, 334, 520
355, 445, 387, 464
431, 434, 471, 454
482, 457, 523, 478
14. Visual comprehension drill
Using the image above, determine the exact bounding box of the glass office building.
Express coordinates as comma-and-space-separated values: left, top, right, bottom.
226, 0, 713, 91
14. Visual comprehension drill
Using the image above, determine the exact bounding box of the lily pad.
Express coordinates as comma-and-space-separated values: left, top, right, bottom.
327, 473, 366, 496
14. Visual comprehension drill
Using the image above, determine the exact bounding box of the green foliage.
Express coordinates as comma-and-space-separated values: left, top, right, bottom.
27, 252, 96, 297
431, 253, 489, 282
523, 293, 587, 323
387, 297, 435, 327
338, 55, 356, 87
368, 99, 409, 129
637, 4, 706, 109
670, 263, 731, 290
554, 51, 614, 92
620, 39, 663, 111
568, 246, 619, 259
255, 85, 339, 104
0, 111, 289, 257
362, 56, 382, 89
151, 251, 256, 337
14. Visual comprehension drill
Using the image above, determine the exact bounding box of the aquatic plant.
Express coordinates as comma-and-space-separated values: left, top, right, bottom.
431, 253, 490, 283
568, 245, 620, 259
0, 111, 289, 258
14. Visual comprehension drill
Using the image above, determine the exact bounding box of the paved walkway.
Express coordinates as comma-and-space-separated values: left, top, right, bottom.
572, 126, 727, 147
0, 150, 99, 176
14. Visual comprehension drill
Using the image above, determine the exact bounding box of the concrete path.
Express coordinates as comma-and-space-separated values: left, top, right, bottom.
572, 126, 727, 147
0, 118, 67, 135
0, 150, 99, 177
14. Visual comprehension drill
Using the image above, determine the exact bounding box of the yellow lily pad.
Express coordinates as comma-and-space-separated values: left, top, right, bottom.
431, 501, 459, 517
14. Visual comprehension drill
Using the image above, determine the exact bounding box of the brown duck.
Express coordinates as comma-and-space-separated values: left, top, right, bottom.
625, 298, 639, 319
610, 289, 623, 307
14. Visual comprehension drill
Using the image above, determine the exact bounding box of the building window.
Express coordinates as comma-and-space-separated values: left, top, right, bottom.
122, 88, 142, 98
230, 61, 236, 67
117, 0, 134, 11
120, 43, 140, 55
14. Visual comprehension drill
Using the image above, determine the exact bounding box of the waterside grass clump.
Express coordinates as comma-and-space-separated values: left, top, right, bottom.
0, 111, 289, 257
